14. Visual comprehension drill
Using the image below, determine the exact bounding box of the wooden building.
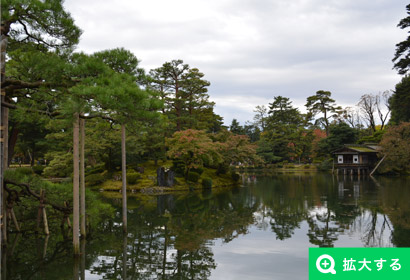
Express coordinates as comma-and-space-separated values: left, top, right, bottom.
332, 144, 380, 175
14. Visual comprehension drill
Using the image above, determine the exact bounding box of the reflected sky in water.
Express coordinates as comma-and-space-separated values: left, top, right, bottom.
3, 174, 410, 279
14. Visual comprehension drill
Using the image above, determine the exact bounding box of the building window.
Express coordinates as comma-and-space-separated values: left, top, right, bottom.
338, 155, 343, 163
353, 155, 359, 163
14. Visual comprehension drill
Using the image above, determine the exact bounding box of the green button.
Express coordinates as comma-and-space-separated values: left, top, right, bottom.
309, 248, 410, 279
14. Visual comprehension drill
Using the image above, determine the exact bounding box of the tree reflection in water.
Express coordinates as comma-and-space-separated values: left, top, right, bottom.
3, 174, 410, 279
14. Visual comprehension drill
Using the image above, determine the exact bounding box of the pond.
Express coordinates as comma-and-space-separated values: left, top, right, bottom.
3, 173, 410, 279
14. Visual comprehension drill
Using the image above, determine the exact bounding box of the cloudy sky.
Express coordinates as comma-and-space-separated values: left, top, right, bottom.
64, 0, 408, 125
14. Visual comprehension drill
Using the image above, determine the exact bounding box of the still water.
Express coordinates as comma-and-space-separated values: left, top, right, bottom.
4, 173, 410, 279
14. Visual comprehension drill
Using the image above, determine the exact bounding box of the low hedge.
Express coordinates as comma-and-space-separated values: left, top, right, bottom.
86, 173, 105, 186
127, 172, 141, 184
216, 164, 229, 175
191, 167, 204, 175
32, 165, 45, 175
187, 171, 200, 183
202, 177, 213, 189
231, 171, 240, 182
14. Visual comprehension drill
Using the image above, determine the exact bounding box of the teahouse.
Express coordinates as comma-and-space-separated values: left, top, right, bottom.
332, 144, 380, 175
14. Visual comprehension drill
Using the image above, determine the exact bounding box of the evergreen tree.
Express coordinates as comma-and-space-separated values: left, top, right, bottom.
393, 4, 410, 75
259, 96, 306, 162
389, 76, 410, 124
305, 90, 342, 136
229, 119, 245, 135
148, 59, 219, 132
1, 0, 81, 252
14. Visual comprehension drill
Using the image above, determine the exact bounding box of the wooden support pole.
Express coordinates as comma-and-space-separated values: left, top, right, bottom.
36, 190, 44, 234
37, 189, 49, 235
370, 155, 386, 176
10, 207, 20, 232
3, 107, 8, 169
42, 204, 49, 235
81, 238, 86, 280
73, 112, 80, 255
122, 233, 127, 280
43, 235, 49, 259
10, 232, 20, 256
2, 190, 6, 243
80, 118, 86, 238
74, 255, 80, 280
121, 124, 127, 233
62, 201, 72, 229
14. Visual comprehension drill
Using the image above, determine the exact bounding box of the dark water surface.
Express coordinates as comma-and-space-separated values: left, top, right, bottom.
3, 173, 410, 279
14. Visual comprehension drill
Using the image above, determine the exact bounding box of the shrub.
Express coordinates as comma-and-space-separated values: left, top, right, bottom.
101, 170, 113, 180
17, 167, 34, 175
85, 173, 105, 186
231, 171, 240, 182
202, 177, 212, 189
286, 164, 295, 169
32, 165, 45, 175
191, 167, 204, 175
6, 168, 114, 230
85, 165, 105, 176
304, 164, 311, 169
172, 160, 186, 177
127, 172, 141, 184
216, 164, 229, 175
187, 171, 200, 183
202, 155, 211, 167
317, 159, 333, 171
43, 152, 72, 177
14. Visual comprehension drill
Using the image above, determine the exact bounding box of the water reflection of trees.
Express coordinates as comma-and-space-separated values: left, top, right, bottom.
4, 175, 410, 279
87, 189, 257, 279
249, 174, 400, 247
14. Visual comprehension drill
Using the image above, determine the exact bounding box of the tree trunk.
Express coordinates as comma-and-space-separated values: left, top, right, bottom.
1, 25, 9, 251
30, 143, 35, 166
80, 118, 86, 238
0, 92, 3, 248
122, 233, 127, 279
3, 107, 8, 169
73, 113, 80, 255
121, 124, 127, 232
8, 124, 19, 166
324, 109, 329, 137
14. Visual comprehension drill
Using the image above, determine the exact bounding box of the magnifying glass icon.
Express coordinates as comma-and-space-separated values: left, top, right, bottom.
316, 254, 336, 274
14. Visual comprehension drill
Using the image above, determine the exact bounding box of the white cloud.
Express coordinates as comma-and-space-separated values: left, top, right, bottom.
64, 0, 407, 124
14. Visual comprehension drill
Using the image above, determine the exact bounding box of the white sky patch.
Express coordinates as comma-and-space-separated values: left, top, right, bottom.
64, 0, 408, 125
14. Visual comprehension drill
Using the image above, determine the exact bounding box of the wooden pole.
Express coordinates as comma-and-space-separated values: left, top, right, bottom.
121, 124, 127, 232
74, 255, 80, 280
36, 190, 43, 233
80, 118, 86, 238
43, 235, 49, 259
1, 32, 9, 257
10, 207, 20, 232
81, 238, 86, 280
370, 155, 386, 176
42, 199, 49, 235
2, 191, 6, 243
122, 233, 127, 279
63, 201, 72, 228
10, 232, 20, 256
3, 107, 8, 169
73, 112, 80, 255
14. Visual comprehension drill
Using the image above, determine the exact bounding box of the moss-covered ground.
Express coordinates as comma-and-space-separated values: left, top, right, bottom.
94, 160, 237, 194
